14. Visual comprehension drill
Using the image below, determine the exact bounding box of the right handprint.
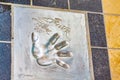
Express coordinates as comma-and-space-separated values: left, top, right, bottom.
32, 32, 73, 69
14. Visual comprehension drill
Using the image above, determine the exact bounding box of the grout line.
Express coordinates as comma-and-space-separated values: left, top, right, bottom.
11, 4, 14, 80
85, 13, 95, 80
106, 48, 120, 50
91, 46, 107, 49
67, 0, 70, 10
87, 11, 103, 15
1, 1, 120, 16
102, 11, 112, 79
12, 3, 86, 14
101, 0, 104, 14
0, 41, 11, 43
108, 48, 120, 50
84, 11, 120, 16
104, 13, 120, 16
30, 0, 33, 6
91, 46, 120, 50
97, 0, 112, 76
102, 11, 111, 50
106, 53, 112, 80
0, 2, 12, 5
0, 2, 104, 15
102, 13, 108, 48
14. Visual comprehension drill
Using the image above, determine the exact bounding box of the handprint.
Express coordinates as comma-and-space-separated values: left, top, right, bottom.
31, 32, 73, 69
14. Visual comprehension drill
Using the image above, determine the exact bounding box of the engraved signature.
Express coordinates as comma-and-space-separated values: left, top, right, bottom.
32, 17, 71, 41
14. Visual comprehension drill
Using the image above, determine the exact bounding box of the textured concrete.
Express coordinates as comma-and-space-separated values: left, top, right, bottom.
13, 6, 91, 80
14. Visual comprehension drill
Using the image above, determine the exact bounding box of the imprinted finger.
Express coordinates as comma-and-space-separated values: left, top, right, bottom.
54, 41, 69, 50
37, 56, 53, 66
57, 51, 73, 57
56, 59, 70, 69
49, 33, 60, 45
31, 32, 39, 42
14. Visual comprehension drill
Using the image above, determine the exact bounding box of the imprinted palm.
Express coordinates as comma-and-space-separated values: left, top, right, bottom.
32, 32, 73, 69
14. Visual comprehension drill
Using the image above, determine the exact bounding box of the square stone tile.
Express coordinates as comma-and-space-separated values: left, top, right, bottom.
70, 0, 102, 12
0, 0, 30, 4
0, 0, 14, 3
14, 0, 30, 5
108, 49, 120, 80
0, 4, 11, 41
13, 6, 91, 80
88, 13, 107, 47
92, 48, 111, 80
104, 15, 120, 48
103, 0, 120, 14
33, 0, 68, 9
0, 43, 11, 80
